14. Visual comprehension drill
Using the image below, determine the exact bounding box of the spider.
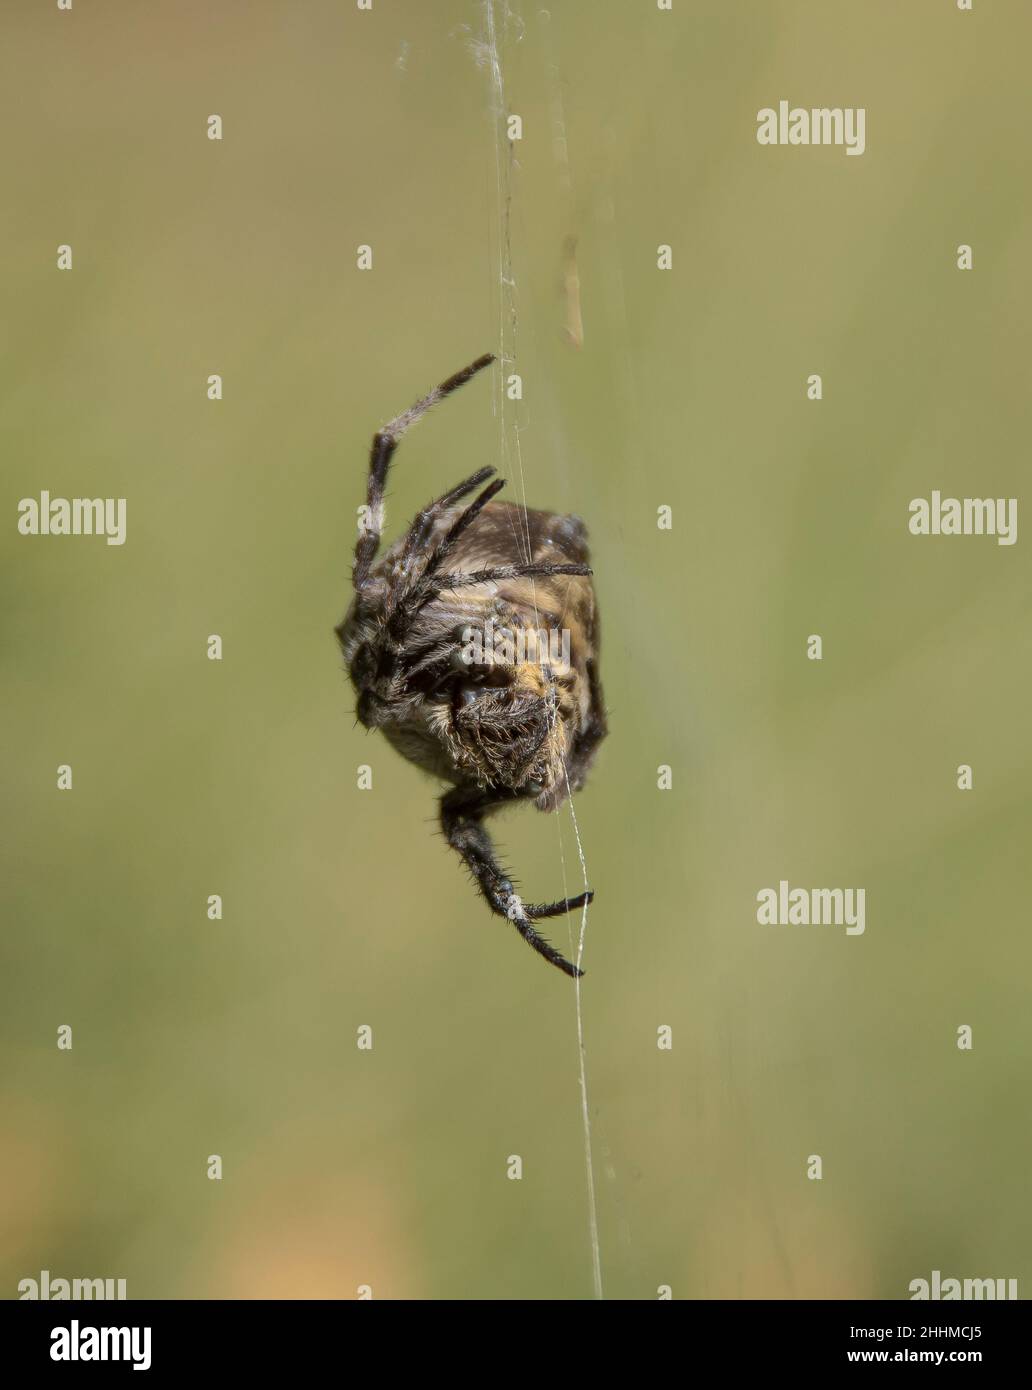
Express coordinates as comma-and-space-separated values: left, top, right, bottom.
335, 353, 607, 978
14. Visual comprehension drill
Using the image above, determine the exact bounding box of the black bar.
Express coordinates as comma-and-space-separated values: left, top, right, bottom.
3, 1298, 1027, 1376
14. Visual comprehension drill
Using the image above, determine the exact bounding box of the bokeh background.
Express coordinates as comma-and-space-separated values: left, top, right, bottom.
3, 0, 1030, 1300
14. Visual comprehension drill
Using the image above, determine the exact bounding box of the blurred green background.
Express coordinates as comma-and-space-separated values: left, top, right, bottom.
3, 0, 1030, 1300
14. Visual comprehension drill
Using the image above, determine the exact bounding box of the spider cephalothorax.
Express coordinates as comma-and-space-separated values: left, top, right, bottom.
336, 354, 606, 977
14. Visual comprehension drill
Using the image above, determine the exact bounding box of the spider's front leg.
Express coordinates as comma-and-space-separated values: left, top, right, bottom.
440, 786, 592, 979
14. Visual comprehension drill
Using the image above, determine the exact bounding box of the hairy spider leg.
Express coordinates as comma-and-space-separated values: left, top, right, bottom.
352, 353, 496, 590
384, 477, 507, 645
428, 562, 592, 592
396, 466, 497, 574
440, 785, 592, 979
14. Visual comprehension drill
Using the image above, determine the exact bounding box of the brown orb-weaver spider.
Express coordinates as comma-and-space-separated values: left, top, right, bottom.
336, 354, 606, 977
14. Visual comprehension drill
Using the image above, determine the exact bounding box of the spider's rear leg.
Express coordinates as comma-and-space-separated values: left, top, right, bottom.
440, 787, 589, 979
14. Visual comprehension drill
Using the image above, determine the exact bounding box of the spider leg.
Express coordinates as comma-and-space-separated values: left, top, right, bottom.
440, 786, 588, 979
353, 353, 495, 590
428, 562, 593, 592
384, 478, 508, 645
397, 466, 497, 574
523, 891, 594, 919
418, 477, 507, 581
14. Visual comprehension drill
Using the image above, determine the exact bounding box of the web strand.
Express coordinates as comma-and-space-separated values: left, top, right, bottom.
479, 0, 603, 1301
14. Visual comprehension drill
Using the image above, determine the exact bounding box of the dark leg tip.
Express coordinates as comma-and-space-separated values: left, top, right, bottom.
525, 889, 595, 921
